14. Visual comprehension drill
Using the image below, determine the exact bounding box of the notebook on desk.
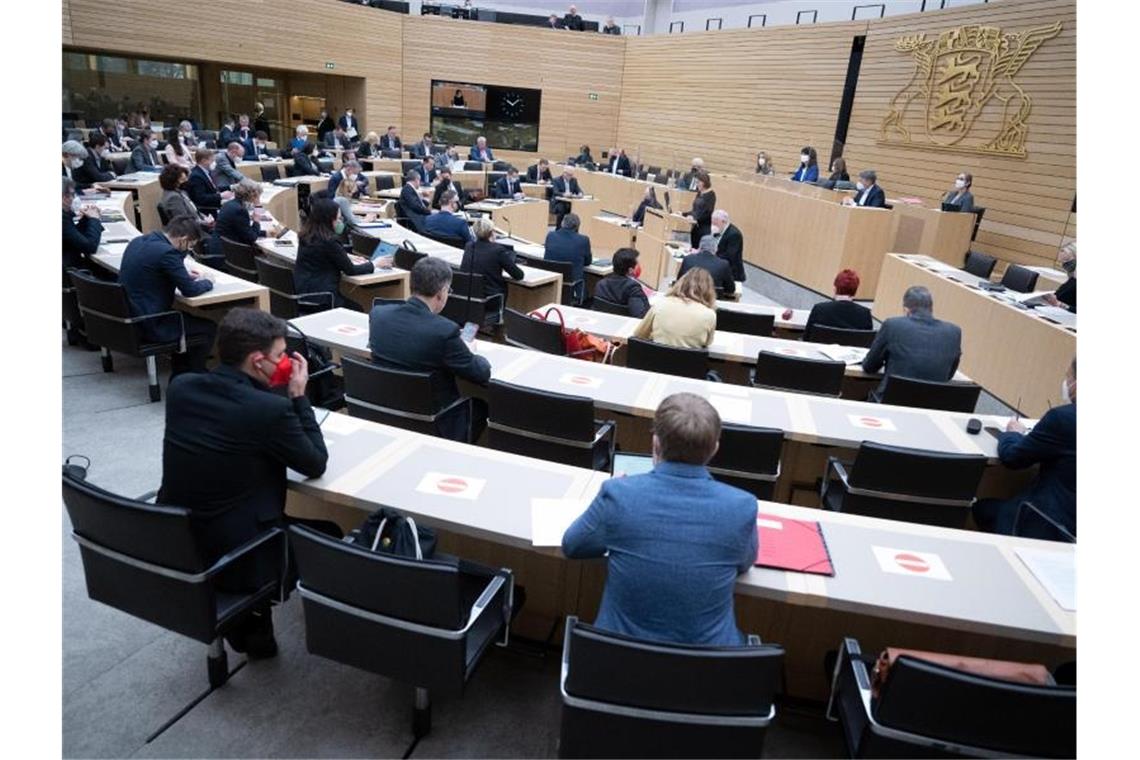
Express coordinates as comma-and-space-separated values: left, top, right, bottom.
755, 514, 834, 576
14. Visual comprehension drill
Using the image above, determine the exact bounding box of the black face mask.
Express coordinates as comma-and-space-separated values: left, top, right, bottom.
1061, 259, 1076, 274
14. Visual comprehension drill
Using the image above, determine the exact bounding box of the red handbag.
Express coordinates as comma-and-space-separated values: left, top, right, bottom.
529, 307, 617, 363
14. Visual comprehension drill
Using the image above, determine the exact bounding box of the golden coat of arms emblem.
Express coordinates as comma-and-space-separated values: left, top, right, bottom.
879, 21, 1062, 157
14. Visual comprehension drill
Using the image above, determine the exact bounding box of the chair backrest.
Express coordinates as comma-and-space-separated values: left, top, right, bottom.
803, 323, 877, 348
491, 161, 510, 172
393, 244, 427, 272
464, 161, 484, 171
219, 236, 260, 281
1000, 264, 1039, 293
69, 269, 143, 354
254, 256, 312, 319
342, 356, 443, 435
707, 423, 784, 499
374, 174, 396, 191
591, 297, 629, 316
754, 351, 845, 396
626, 337, 708, 379
62, 472, 219, 644
715, 308, 774, 337
841, 442, 987, 526
489, 379, 597, 442
350, 231, 380, 257
503, 307, 566, 355
879, 375, 982, 413
875, 654, 1075, 758
560, 617, 784, 758
111, 156, 129, 175
487, 171, 506, 190
448, 270, 487, 300
525, 255, 578, 283
260, 165, 281, 182
401, 159, 420, 175
317, 157, 335, 173
441, 272, 501, 328
422, 229, 469, 249
963, 250, 997, 280
156, 204, 172, 226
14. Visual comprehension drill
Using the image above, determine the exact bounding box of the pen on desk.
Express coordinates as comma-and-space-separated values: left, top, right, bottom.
1014, 397, 1022, 420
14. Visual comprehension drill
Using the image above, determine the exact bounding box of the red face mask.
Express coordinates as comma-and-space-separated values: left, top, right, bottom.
262, 353, 292, 387
631, 264, 642, 280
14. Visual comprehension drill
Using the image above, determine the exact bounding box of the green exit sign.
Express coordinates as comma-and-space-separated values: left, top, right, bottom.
588, 93, 598, 101
325, 62, 335, 70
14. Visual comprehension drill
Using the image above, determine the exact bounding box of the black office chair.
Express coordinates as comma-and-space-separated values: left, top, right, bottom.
374, 174, 396, 191
970, 206, 986, 242
442, 271, 505, 329
401, 159, 421, 175
421, 229, 469, 249
487, 380, 616, 471
259, 165, 281, 182
491, 161, 510, 172
821, 442, 987, 528
62, 470, 286, 694
827, 637, 1075, 758
1012, 501, 1076, 543
626, 337, 708, 379
156, 204, 172, 226
393, 242, 427, 271
349, 231, 380, 257
342, 356, 477, 442
715, 309, 774, 337
69, 269, 207, 402
559, 616, 784, 759
963, 250, 997, 280
487, 172, 506, 195
289, 525, 513, 741
195, 129, 218, 145
503, 307, 567, 355
111, 156, 129, 175
1000, 264, 1039, 293
803, 324, 877, 348
219, 236, 260, 282
752, 351, 845, 397
464, 161, 484, 171
646, 165, 662, 179
254, 257, 335, 318
523, 257, 584, 305
707, 424, 784, 499
266, 147, 281, 158
591, 297, 629, 315
317, 157, 335, 174
879, 375, 982, 413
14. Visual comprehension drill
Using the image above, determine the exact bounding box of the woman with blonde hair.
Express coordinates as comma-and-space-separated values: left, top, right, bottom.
631, 267, 717, 348
357, 130, 381, 158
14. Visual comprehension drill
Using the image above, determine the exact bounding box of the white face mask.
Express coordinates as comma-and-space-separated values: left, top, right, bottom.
69, 157, 84, 169
209, 161, 217, 171
800, 155, 810, 164
955, 179, 966, 189
856, 181, 865, 191
757, 159, 765, 166
70, 196, 82, 214
1060, 378, 1071, 404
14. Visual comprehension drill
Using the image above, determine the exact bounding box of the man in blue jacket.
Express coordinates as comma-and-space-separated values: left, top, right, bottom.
369, 257, 491, 442
423, 190, 473, 243
563, 392, 758, 646
973, 358, 1077, 540
543, 213, 592, 304
118, 215, 217, 376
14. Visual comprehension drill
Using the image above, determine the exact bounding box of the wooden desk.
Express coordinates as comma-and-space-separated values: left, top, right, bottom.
889, 203, 977, 266
287, 408, 1074, 700
873, 255, 1075, 417
101, 172, 163, 234
237, 158, 294, 182
520, 182, 550, 200
465, 198, 549, 244
580, 214, 637, 258
259, 184, 299, 232
496, 237, 614, 298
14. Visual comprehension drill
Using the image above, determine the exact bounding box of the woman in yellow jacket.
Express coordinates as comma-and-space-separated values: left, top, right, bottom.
632, 267, 717, 348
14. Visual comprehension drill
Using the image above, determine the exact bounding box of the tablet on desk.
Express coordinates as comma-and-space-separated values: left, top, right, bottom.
612, 452, 654, 478
371, 241, 399, 261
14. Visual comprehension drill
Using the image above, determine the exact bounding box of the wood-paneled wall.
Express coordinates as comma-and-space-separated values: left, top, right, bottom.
844, 0, 1076, 268
615, 21, 866, 176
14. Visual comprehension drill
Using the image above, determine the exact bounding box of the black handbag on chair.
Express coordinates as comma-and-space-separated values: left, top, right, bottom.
348, 507, 437, 560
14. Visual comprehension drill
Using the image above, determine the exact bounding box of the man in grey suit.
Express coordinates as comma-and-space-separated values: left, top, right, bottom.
213, 142, 247, 190
862, 285, 962, 402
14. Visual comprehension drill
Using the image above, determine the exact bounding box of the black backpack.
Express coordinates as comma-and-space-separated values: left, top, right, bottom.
285, 323, 344, 411
348, 507, 437, 560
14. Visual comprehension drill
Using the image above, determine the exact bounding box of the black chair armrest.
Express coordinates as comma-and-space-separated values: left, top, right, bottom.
296, 290, 336, 311
1014, 501, 1076, 543
820, 456, 853, 508
202, 527, 286, 581
826, 637, 868, 721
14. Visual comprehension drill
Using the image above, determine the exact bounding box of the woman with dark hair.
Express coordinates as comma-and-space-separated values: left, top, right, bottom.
631, 185, 661, 225
683, 171, 716, 248
293, 196, 374, 311
163, 126, 193, 168
791, 146, 819, 183
452, 89, 466, 107
158, 163, 215, 229
593, 247, 650, 317
943, 171, 975, 212
755, 151, 775, 175
292, 142, 323, 176
575, 144, 595, 168
826, 157, 849, 184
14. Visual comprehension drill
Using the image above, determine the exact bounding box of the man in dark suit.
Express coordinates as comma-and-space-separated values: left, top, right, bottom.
218, 115, 238, 148
973, 359, 1077, 541
544, 213, 592, 304
381, 125, 402, 156
605, 147, 632, 177
423, 190, 473, 243
62, 177, 104, 277
546, 13, 563, 29
469, 136, 495, 162
602, 16, 621, 34
526, 159, 552, 183
186, 149, 228, 212
679, 158, 705, 191
415, 155, 438, 185
399, 171, 432, 231
129, 132, 161, 172
804, 269, 873, 336
563, 4, 584, 30
861, 285, 961, 402
337, 107, 359, 140
369, 257, 492, 442
324, 125, 352, 150
710, 210, 745, 282
492, 167, 523, 199
76, 134, 117, 188
101, 117, 131, 151
679, 235, 734, 296
550, 166, 583, 228
316, 110, 336, 143
593, 247, 649, 317
411, 132, 436, 158
159, 307, 331, 658
431, 167, 464, 210
848, 169, 886, 208
117, 215, 217, 376
235, 114, 256, 158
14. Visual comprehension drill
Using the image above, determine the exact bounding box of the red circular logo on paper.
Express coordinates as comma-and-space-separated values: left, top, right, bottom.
860, 417, 883, 428
570, 376, 592, 385
436, 477, 467, 494
894, 552, 929, 573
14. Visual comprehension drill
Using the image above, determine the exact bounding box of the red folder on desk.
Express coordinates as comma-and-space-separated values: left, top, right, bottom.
754, 514, 835, 576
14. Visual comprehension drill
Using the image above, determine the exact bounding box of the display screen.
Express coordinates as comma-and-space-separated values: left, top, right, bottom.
430, 79, 542, 152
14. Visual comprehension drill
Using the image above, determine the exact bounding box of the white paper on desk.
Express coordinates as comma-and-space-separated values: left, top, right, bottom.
708, 395, 753, 424
531, 498, 591, 547
1014, 547, 1075, 611
819, 345, 867, 364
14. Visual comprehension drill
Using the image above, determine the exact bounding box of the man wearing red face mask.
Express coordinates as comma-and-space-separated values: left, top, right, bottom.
592, 247, 649, 318
158, 308, 334, 658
